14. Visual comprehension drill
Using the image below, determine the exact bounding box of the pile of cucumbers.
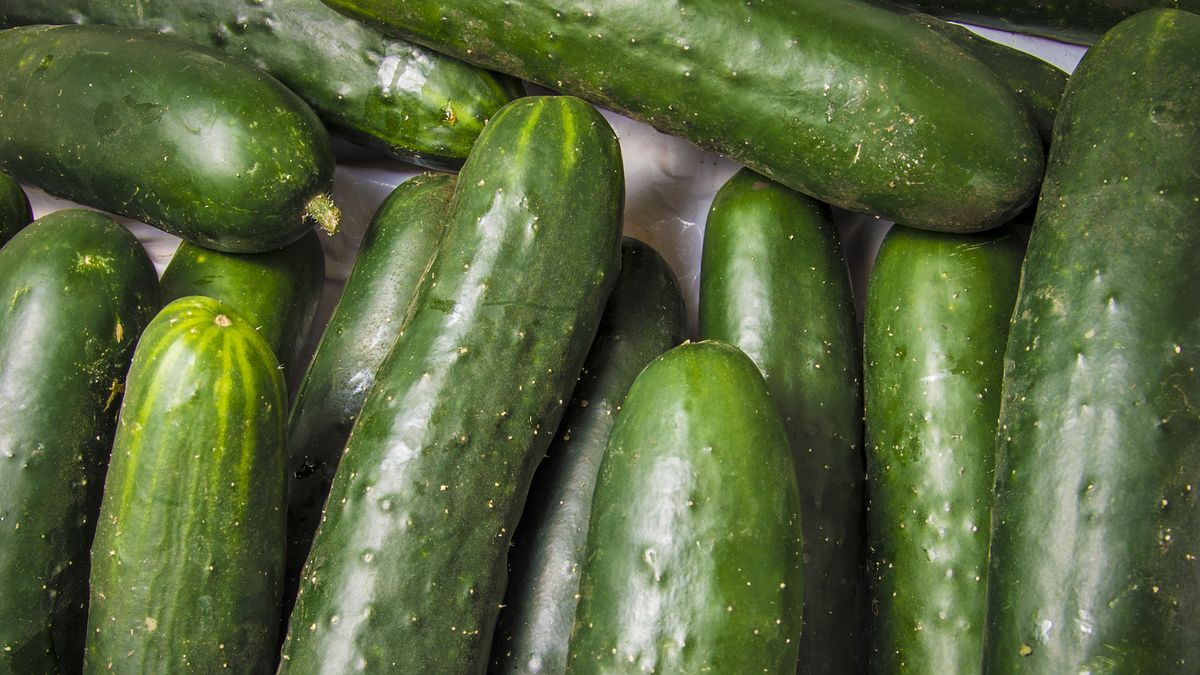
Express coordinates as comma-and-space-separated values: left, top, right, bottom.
0, 1, 1197, 673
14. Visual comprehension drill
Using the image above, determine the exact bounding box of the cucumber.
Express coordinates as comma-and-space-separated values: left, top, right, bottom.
323, 0, 1043, 233
0, 171, 30, 245
862, 224, 1023, 673
159, 230, 325, 386
85, 295, 287, 673
984, 10, 1200, 672
566, 340, 804, 673
283, 172, 454, 616
697, 169, 864, 675
0, 209, 158, 675
0, 0, 521, 169
279, 95, 623, 674
0, 24, 337, 253
491, 237, 686, 675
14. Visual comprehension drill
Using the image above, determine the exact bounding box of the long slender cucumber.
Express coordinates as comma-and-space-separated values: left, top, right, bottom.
0, 171, 30, 245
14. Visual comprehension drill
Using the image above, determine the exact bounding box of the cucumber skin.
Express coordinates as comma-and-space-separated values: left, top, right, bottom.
0, 210, 158, 675
567, 340, 804, 674
85, 296, 286, 674
490, 237, 686, 675
279, 95, 624, 674
159, 230, 325, 384
323, 0, 1042, 233
863, 225, 1023, 673
984, 10, 1200, 673
698, 169, 865, 675
0, 24, 335, 253
283, 172, 454, 617
0, 0, 520, 169
0, 171, 30, 245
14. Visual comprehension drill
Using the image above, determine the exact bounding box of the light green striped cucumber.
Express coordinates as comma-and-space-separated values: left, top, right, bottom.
85, 296, 287, 673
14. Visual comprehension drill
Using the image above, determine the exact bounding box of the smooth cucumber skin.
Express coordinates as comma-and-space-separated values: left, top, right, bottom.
159, 230, 325, 383
279, 95, 623, 674
0, 209, 158, 675
490, 237, 686, 675
323, 0, 1042, 233
0, 24, 336, 253
0, 171, 31, 245
566, 340, 804, 674
283, 172, 454, 617
0, 0, 521, 169
85, 296, 286, 674
697, 169, 864, 675
863, 225, 1023, 673
984, 10, 1200, 673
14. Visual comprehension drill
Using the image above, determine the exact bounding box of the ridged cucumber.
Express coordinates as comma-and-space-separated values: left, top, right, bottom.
985, 10, 1200, 672
566, 340, 804, 673
85, 296, 287, 673
279, 95, 623, 673
0, 171, 30, 245
283, 172, 454, 615
0, 209, 158, 674
0, 0, 521, 169
159, 230, 325, 385
863, 224, 1023, 672
491, 237, 686, 675
698, 169, 864, 675
322, 0, 1043, 232
0, 24, 337, 253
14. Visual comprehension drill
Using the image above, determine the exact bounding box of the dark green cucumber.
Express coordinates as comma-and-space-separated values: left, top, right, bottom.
697, 169, 864, 675
0, 171, 30, 245
985, 10, 1200, 672
0, 24, 337, 253
324, 0, 1043, 233
283, 172, 454, 616
160, 230, 325, 385
567, 340, 804, 673
279, 95, 623, 674
86, 295, 286, 673
862, 225, 1023, 673
0, 209, 158, 675
491, 237, 686, 675
0, 0, 521, 169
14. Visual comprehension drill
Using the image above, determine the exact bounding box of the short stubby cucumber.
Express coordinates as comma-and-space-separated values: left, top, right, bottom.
279, 95, 624, 674
322, 0, 1043, 232
0, 0, 522, 169
863, 224, 1023, 673
491, 237, 686, 675
159, 230, 326, 386
985, 10, 1200, 673
567, 340, 805, 674
85, 296, 287, 674
0, 24, 337, 253
283, 172, 454, 618
698, 169, 864, 675
0, 209, 158, 675
0, 171, 30, 245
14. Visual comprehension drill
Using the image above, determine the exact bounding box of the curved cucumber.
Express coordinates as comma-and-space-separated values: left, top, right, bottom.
0, 171, 30, 245
985, 10, 1200, 672
283, 172, 454, 615
0, 24, 337, 253
491, 237, 686, 675
0, 0, 521, 169
85, 296, 287, 674
566, 340, 804, 673
863, 225, 1023, 673
323, 0, 1043, 232
160, 230, 325, 384
698, 168, 864, 675
279, 96, 624, 674
0, 209, 158, 675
